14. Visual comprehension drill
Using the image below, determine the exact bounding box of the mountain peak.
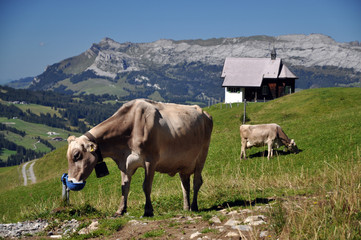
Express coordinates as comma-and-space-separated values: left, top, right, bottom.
26, 33, 361, 101
100, 37, 117, 43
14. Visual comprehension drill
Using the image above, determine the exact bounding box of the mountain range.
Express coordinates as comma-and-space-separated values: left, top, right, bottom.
8, 34, 361, 105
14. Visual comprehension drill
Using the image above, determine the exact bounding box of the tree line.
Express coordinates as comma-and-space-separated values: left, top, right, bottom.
0, 86, 122, 131
0, 123, 26, 137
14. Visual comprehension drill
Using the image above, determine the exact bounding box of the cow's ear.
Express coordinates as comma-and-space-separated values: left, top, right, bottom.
67, 136, 76, 144
85, 142, 97, 153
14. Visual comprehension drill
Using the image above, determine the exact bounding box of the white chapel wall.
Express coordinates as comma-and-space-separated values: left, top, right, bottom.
224, 87, 244, 103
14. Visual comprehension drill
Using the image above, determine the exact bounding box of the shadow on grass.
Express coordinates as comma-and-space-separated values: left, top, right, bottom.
249, 149, 303, 158
202, 197, 275, 212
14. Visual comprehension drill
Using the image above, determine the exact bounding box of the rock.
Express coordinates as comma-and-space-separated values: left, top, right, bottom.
218, 209, 228, 215
239, 209, 252, 214
244, 215, 266, 226
78, 228, 88, 235
215, 226, 225, 232
0, 220, 49, 238
227, 210, 238, 215
79, 220, 99, 234
224, 219, 242, 226
232, 225, 252, 231
88, 221, 99, 231
50, 235, 62, 239
190, 231, 202, 239
210, 216, 221, 224
226, 231, 239, 237
260, 231, 269, 238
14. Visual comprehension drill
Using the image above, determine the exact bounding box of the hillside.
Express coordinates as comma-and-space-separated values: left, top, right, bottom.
0, 86, 123, 166
8, 34, 361, 105
0, 88, 360, 239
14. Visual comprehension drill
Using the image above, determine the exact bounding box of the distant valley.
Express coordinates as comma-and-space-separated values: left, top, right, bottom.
0, 86, 121, 166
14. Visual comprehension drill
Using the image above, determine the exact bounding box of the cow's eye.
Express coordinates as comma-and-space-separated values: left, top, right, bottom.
73, 151, 81, 161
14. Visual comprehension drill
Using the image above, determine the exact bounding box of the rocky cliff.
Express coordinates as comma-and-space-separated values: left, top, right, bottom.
26, 34, 361, 104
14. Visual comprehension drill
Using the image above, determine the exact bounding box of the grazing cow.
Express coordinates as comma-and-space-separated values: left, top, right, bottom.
66, 99, 213, 217
240, 123, 298, 159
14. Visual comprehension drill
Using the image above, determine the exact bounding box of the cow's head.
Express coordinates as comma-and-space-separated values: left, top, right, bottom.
66, 135, 98, 184
288, 139, 299, 153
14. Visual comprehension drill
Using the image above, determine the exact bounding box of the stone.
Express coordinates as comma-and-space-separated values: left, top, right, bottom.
218, 209, 228, 215
260, 231, 269, 238
190, 231, 202, 239
232, 225, 252, 232
78, 220, 99, 234
0, 220, 49, 238
88, 221, 99, 231
227, 210, 238, 215
50, 235, 62, 239
239, 209, 252, 214
225, 231, 239, 237
224, 219, 241, 226
244, 215, 266, 226
210, 216, 221, 224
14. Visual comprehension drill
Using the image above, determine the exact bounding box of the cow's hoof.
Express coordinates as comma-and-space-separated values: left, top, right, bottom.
191, 205, 199, 212
143, 211, 154, 217
114, 210, 126, 217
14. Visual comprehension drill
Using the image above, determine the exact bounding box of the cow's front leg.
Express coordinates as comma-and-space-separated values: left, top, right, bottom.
240, 139, 247, 159
267, 142, 273, 159
179, 173, 191, 211
116, 171, 132, 216
143, 161, 155, 217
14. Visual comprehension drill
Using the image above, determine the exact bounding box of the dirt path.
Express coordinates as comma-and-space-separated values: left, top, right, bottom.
21, 162, 30, 186
28, 161, 37, 184
22, 160, 37, 186
33, 140, 40, 150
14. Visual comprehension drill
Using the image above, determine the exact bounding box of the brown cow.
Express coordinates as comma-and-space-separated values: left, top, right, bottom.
66, 99, 213, 217
240, 123, 298, 159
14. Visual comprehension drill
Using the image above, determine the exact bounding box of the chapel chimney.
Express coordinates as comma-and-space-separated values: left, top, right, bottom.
271, 48, 277, 60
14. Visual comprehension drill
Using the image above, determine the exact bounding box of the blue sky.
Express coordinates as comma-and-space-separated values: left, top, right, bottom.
0, 0, 360, 84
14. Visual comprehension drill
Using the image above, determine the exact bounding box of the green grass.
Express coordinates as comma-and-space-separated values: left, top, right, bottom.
0, 88, 360, 239
142, 229, 166, 238
15, 103, 62, 117
55, 78, 131, 97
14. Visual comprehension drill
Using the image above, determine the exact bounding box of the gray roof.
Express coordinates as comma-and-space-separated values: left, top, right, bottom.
221, 57, 297, 87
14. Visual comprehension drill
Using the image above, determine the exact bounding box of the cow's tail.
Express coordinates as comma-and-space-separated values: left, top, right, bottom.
203, 110, 213, 136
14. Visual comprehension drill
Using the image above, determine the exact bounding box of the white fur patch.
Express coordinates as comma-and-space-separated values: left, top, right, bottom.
68, 177, 84, 184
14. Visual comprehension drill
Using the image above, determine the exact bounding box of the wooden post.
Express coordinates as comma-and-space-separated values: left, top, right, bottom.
243, 99, 247, 124
62, 183, 70, 205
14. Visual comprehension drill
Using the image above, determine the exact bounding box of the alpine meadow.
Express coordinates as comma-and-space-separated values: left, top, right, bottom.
0, 87, 360, 239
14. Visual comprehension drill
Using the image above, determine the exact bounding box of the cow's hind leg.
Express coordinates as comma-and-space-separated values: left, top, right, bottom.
143, 161, 155, 217
179, 173, 191, 211
191, 146, 208, 211
191, 171, 203, 211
